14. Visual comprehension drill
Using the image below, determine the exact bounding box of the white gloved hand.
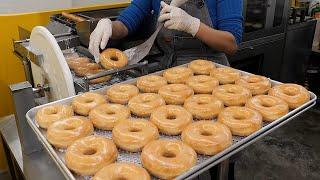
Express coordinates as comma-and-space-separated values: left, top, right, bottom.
170, 0, 189, 7
89, 18, 112, 63
158, 1, 200, 37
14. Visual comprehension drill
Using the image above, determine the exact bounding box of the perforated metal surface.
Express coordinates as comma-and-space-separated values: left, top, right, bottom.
26, 63, 317, 180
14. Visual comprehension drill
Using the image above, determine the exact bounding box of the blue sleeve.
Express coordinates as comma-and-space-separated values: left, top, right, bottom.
117, 0, 153, 35
216, 0, 243, 44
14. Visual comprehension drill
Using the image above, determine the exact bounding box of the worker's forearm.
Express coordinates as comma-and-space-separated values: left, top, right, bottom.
111, 21, 129, 39
195, 23, 238, 55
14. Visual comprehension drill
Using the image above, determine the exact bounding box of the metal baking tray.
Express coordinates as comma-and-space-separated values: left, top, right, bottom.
26, 63, 317, 180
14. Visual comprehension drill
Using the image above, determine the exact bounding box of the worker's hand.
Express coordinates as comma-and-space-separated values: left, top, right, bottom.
158, 1, 200, 37
89, 18, 112, 63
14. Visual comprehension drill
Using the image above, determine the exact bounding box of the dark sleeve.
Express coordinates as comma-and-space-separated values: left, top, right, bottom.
216, 0, 244, 44
117, 0, 153, 35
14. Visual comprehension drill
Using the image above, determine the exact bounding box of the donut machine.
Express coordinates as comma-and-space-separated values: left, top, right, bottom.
13, 8, 150, 103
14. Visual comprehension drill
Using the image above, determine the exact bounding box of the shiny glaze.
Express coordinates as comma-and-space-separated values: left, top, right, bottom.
184, 94, 224, 119
188, 59, 216, 75
186, 75, 219, 94
89, 103, 130, 130
100, 48, 128, 69
236, 75, 271, 95
158, 84, 194, 105
212, 84, 252, 106
210, 67, 241, 84
35, 104, 74, 129
106, 84, 139, 104
182, 121, 232, 155
163, 66, 193, 84
47, 116, 94, 149
137, 75, 168, 93
71, 92, 106, 116
218, 106, 263, 136
150, 105, 192, 135
128, 93, 166, 117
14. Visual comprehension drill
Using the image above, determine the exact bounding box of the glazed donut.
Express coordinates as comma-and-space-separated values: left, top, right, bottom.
35, 105, 74, 129
66, 57, 90, 70
84, 69, 112, 84
246, 95, 289, 121
136, 75, 168, 93
47, 116, 94, 149
106, 84, 139, 104
73, 63, 100, 77
100, 48, 128, 69
186, 75, 219, 94
268, 83, 310, 109
128, 93, 166, 117
89, 104, 130, 130
112, 119, 159, 152
184, 94, 224, 119
65, 136, 118, 176
210, 67, 241, 84
150, 105, 192, 135
93, 163, 150, 180
181, 121, 232, 155
235, 75, 271, 95
212, 84, 252, 106
217, 106, 262, 136
158, 84, 194, 105
141, 139, 197, 179
71, 92, 106, 116
188, 59, 216, 75
163, 66, 193, 84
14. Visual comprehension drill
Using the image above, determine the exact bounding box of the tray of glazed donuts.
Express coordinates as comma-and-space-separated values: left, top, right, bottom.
26, 60, 317, 180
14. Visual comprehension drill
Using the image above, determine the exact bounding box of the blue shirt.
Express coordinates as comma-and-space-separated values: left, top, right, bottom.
118, 0, 243, 44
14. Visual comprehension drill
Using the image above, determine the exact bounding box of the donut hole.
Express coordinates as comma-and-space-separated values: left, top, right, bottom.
261, 102, 273, 107
166, 115, 177, 120
83, 148, 97, 155
129, 127, 142, 133
84, 99, 94, 103
162, 151, 176, 158
200, 130, 212, 136
226, 89, 237, 94
106, 111, 116, 115
50, 109, 58, 115
110, 56, 119, 61
233, 114, 246, 120
248, 77, 260, 83
283, 88, 297, 96
64, 126, 76, 130
197, 101, 208, 105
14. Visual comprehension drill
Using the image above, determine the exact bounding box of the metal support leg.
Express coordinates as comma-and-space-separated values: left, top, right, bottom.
9, 81, 42, 154
9, 81, 65, 180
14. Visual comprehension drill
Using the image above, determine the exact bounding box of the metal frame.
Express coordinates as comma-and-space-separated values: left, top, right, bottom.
25, 63, 317, 180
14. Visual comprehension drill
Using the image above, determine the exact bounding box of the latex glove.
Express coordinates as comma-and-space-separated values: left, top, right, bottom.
170, 0, 189, 7
89, 18, 112, 63
158, 1, 200, 37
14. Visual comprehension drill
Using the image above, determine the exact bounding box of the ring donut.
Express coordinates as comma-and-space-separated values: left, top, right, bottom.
246, 95, 289, 121
158, 84, 194, 105
128, 93, 166, 117
218, 106, 263, 136
150, 105, 192, 135
182, 121, 232, 155
93, 163, 150, 180
47, 116, 94, 149
188, 59, 216, 75
112, 119, 159, 152
65, 136, 118, 176
210, 67, 241, 84
141, 139, 197, 179
212, 84, 252, 106
163, 67, 193, 84
35, 104, 74, 129
71, 92, 106, 116
268, 83, 310, 109
235, 75, 271, 95
106, 84, 139, 104
100, 48, 128, 69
